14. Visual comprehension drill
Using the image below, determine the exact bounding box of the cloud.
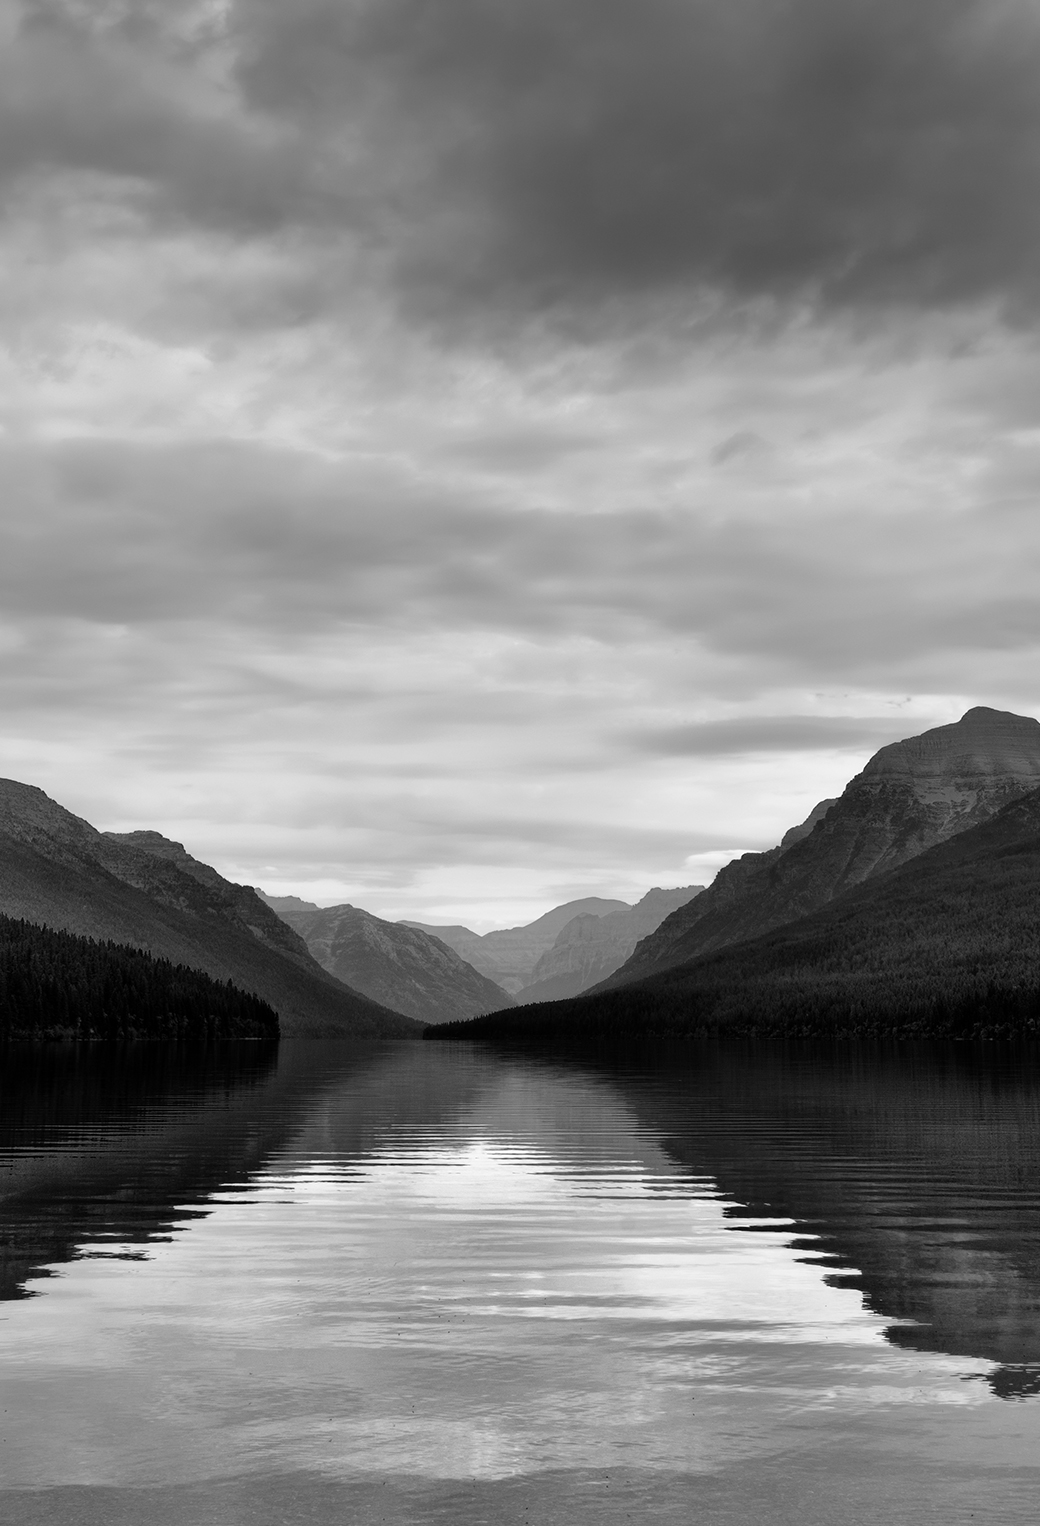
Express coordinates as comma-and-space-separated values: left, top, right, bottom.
626, 715, 931, 758
5, 425, 1040, 676
5, 0, 1040, 335
230, 0, 1040, 325
0, 2, 314, 234
6, 2, 1040, 924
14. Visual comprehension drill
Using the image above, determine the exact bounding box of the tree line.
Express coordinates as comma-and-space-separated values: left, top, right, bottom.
431, 835, 1040, 1044
0, 914, 279, 1041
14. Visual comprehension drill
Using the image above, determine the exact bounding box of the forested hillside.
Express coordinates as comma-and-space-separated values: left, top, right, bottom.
602, 707, 1040, 989
431, 785, 1040, 1043
0, 915, 279, 1041
0, 780, 418, 1038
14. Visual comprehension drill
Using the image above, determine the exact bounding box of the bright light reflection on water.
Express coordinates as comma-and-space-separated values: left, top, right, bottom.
1, 1040, 1039, 1524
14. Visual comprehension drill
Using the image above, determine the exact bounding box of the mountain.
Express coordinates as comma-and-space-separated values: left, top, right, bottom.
603, 707, 1040, 988
0, 780, 420, 1039
261, 895, 513, 1025
403, 897, 629, 994
432, 780, 1040, 1043
514, 886, 705, 1004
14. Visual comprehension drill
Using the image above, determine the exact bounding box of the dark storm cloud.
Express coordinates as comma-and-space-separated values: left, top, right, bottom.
230, 0, 1040, 320
8, 1, 1040, 325
0, 5, 315, 233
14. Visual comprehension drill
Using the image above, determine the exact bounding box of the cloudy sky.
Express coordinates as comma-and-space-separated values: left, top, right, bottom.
3, 0, 1040, 928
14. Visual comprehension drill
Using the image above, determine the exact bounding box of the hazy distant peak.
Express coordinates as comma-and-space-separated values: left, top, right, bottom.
632, 885, 705, 910
264, 896, 513, 1023
498, 897, 631, 938
514, 884, 705, 1004
260, 892, 322, 915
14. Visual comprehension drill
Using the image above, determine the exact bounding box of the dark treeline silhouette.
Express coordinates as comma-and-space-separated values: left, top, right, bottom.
0, 915, 279, 1041
430, 792, 1040, 1043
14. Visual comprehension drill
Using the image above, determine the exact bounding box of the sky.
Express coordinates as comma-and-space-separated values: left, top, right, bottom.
3, 0, 1040, 929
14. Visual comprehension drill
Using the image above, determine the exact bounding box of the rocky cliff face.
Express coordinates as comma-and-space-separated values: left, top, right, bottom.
404, 897, 629, 994
605, 706, 1040, 985
515, 886, 704, 1004
262, 896, 514, 1025
0, 780, 419, 1038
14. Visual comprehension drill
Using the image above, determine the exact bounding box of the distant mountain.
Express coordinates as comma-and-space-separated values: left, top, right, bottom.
0, 781, 419, 1039
515, 886, 705, 1004
603, 707, 1040, 988
261, 896, 513, 1025
433, 781, 1040, 1043
404, 897, 629, 994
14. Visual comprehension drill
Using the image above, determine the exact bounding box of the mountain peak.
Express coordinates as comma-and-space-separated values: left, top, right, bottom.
601, 705, 1040, 988
862, 708, 1040, 782
0, 778, 96, 843
0, 782, 418, 1038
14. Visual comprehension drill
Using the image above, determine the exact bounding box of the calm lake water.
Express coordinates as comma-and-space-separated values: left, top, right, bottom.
2, 1039, 1039, 1524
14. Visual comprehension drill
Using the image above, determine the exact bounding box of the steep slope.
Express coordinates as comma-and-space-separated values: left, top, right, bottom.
434, 782, 1040, 1043
515, 886, 704, 1004
262, 895, 513, 1025
607, 707, 1040, 986
404, 897, 629, 993
0, 781, 419, 1038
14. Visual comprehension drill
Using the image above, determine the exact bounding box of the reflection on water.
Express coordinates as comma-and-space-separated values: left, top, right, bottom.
1, 1039, 1039, 1524
597, 1045, 1040, 1399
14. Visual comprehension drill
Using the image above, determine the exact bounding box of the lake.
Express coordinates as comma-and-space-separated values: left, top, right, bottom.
1, 1038, 1039, 1524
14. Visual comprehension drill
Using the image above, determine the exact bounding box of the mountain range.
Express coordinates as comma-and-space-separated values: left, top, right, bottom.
260, 896, 513, 1025
513, 886, 704, 1004
431, 707, 1040, 1042
257, 889, 704, 1021
405, 889, 703, 1000
10, 704, 1040, 1044
0, 782, 420, 1039
0, 772, 703, 1035
403, 898, 631, 993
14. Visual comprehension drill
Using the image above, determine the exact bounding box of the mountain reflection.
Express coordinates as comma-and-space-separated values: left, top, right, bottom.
3, 1038, 1040, 1403
589, 1042, 1040, 1399
1, 1041, 278, 1299
0, 1042, 485, 1302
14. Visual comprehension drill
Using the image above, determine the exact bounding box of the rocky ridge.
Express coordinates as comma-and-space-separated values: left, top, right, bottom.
0, 780, 418, 1038
261, 896, 513, 1025
603, 707, 1040, 987
433, 776, 1040, 1044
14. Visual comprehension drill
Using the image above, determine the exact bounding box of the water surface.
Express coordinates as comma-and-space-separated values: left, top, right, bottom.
1, 1039, 1039, 1523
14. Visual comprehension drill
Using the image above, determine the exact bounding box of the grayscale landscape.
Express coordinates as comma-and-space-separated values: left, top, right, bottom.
2, 1, 1040, 1522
